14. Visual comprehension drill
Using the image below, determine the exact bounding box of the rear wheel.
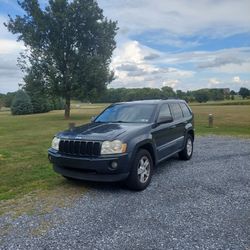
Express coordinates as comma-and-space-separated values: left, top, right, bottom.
126, 149, 153, 191
179, 134, 193, 160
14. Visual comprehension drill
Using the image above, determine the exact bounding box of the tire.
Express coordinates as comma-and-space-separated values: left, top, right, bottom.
126, 149, 153, 191
179, 134, 193, 160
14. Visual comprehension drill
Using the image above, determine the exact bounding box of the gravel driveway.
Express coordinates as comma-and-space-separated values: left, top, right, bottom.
1, 136, 250, 250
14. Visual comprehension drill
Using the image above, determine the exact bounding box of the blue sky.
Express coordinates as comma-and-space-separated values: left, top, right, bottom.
0, 0, 250, 93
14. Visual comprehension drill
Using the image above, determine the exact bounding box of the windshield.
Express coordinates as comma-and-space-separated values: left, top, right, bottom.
95, 104, 156, 123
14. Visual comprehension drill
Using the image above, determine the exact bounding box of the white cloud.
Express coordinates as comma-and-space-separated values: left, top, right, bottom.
0, 2, 250, 93
99, 0, 250, 37
110, 40, 194, 89
233, 76, 241, 83
0, 39, 24, 54
209, 78, 221, 85
213, 62, 250, 74
0, 38, 24, 93
156, 47, 250, 67
163, 79, 179, 89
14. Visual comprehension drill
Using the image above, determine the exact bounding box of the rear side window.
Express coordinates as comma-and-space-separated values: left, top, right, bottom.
180, 103, 192, 117
170, 103, 183, 120
158, 104, 172, 119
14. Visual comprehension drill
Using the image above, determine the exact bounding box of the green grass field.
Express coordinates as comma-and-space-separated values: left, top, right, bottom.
190, 105, 250, 136
0, 103, 249, 206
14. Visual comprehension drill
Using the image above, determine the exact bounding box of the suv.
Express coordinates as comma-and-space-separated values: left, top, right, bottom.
48, 100, 194, 190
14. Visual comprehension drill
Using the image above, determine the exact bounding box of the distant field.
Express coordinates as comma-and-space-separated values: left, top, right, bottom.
0, 103, 249, 205
190, 105, 250, 136
191, 99, 250, 106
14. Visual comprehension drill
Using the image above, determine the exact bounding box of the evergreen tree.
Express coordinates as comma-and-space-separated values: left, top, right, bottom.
11, 90, 33, 115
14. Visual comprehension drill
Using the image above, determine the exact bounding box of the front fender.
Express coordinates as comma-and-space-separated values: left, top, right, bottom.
127, 136, 157, 169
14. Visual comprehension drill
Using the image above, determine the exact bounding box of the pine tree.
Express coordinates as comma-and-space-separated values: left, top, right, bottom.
11, 90, 33, 115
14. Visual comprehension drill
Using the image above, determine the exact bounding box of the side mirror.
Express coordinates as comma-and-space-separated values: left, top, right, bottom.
91, 116, 96, 123
157, 116, 173, 124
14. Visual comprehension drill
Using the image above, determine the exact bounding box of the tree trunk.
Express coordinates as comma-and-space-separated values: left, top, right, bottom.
64, 96, 71, 119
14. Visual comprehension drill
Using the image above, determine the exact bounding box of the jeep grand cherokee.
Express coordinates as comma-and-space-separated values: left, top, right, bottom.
48, 100, 194, 190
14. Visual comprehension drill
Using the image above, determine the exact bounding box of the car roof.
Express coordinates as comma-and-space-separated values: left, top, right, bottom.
115, 99, 187, 105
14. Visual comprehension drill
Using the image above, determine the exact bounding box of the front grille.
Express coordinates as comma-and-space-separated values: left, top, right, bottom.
59, 140, 101, 157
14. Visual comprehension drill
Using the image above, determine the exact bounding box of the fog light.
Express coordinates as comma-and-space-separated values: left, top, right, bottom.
110, 161, 118, 169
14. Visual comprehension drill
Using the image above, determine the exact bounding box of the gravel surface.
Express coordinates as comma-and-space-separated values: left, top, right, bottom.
1, 136, 250, 250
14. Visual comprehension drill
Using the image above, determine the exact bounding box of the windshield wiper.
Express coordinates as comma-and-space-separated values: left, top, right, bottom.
110, 120, 131, 123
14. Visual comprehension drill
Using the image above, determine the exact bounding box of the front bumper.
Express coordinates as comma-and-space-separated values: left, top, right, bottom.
48, 149, 131, 182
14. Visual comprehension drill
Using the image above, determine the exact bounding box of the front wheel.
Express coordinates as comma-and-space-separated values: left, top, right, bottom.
179, 134, 193, 160
126, 149, 153, 191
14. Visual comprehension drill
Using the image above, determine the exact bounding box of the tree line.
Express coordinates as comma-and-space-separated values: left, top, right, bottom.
1, 86, 249, 114
92, 86, 250, 103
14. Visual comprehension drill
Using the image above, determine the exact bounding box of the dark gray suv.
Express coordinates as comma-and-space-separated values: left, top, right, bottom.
48, 99, 194, 190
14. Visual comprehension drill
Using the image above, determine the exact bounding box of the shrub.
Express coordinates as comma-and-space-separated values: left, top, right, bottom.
11, 90, 33, 115
30, 95, 51, 114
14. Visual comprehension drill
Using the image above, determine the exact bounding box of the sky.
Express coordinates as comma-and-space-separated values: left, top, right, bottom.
0, 0, 250, 93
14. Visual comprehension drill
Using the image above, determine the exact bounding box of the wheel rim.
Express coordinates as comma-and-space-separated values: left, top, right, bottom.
137, 156, 150, 184
186, 138, 193, 156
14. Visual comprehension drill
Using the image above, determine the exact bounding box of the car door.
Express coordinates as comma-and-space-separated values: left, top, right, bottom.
152, 103, 176, 161
169, 103, 186, 151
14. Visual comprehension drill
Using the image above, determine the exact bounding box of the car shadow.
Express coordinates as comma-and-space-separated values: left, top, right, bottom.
66, 176, 126, 192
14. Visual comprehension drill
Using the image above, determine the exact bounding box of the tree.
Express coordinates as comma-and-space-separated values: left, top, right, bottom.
0, 94, 5, 109
161, 86, 176, 98
24, 67, 52, 113
239, 87, 250, 99
11, 90, 33, 115
194, 89, 209, 103
176, 90, 186, 100
209, 88, 224, 101
4, 92, 17, 107
229, 90, 236, 100
230, 90, 236, 96
5, 0, 118, 119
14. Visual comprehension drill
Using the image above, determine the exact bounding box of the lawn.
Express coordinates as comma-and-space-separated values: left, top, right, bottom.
0, 103, 249, 205
0, 104, 106, 203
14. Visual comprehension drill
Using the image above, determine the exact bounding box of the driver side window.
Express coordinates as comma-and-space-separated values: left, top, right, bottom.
158, 104, 172, 119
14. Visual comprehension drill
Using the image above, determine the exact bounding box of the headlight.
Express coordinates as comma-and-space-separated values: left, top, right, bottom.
51, 137, 60, 150
101, 140, 127, 155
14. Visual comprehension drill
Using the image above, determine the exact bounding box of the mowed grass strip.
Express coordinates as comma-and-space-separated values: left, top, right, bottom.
0, 103, 249, 205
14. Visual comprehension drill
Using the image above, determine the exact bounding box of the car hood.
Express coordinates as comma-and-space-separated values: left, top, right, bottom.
57, 122, 149, 141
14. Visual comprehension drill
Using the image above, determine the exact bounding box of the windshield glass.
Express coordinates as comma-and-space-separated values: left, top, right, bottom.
95, 104, 156, 123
